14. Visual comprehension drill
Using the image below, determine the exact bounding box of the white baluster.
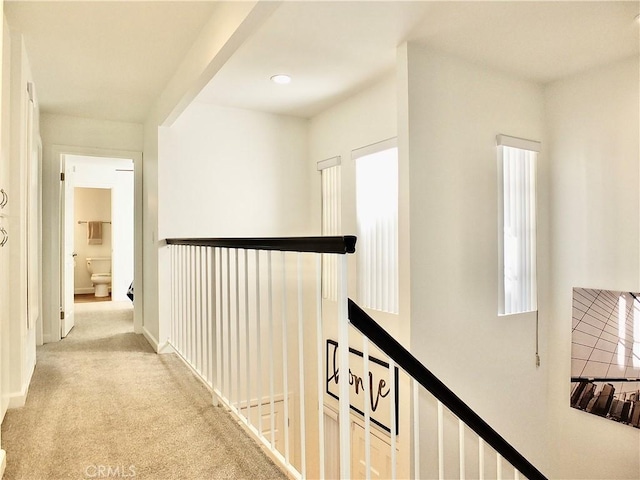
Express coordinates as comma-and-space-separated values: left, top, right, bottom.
337, 255, 350, 480
255, 250, 263, 437
208, 248, 217, 403
389, 358, 397, 480
216, 247, 223, 401
282, 251, 290, 465
438, 401, 444, 480
479, 437, 485, 480
245, 249, 251, 424
235, 248, 241, 411
195, 246, 202, 374
363, 338, 371, 480
268, 251, 276, 449
315, 255, 325, 479
297, 253, 306, 478
413, 379, 420, 480
459, 419, 465, 480
226, 248, 232, 403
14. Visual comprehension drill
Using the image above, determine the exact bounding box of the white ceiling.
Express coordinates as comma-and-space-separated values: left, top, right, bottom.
197, 1, 640, 118
4, 1, 639, 123
4, 1, 218, 123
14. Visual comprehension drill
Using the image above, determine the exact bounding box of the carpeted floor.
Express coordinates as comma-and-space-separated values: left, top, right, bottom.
1, 302, 286, 480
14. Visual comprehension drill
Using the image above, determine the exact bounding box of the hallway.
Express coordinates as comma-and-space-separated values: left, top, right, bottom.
1, 302, 285, 480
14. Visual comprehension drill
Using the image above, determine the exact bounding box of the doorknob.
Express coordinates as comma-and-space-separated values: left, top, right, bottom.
72, 253, 78, 257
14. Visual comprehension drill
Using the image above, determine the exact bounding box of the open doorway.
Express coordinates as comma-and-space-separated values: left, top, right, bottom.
74, 187, 113, 303
61, 155, 134, 337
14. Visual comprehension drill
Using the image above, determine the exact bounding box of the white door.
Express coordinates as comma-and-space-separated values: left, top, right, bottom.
351, 421, 394, 479
61, 158, 75, 337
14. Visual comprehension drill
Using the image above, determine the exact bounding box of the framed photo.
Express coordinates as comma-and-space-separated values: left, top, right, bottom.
571, 288, 640, 428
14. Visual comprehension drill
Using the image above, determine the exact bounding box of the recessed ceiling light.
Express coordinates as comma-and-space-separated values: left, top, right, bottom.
271, 74, 292, 85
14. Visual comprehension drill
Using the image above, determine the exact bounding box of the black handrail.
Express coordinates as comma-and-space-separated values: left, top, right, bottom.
572, 377, 637, 383
165, 236, 357, 254
348, 299, 547, 480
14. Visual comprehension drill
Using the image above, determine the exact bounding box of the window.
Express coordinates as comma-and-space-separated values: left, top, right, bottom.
318, 157, 341, 301
354, 139, 398, 314
497, 134, 540, 315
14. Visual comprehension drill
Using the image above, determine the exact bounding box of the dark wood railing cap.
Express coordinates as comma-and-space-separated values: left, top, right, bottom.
165, 236, 356, 255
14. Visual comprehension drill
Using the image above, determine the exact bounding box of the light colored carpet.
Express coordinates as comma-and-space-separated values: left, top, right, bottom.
1, 302, 286, 480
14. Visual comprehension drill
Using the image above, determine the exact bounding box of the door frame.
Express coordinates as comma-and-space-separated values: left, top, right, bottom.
47, 144, 142, 342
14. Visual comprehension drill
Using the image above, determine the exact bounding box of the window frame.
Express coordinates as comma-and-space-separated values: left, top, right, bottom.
318, 156, 342, 301
353, 137, 399, 315
497, 134, 540, 316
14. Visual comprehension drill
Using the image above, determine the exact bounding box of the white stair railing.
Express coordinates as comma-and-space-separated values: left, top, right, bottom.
165, 237, 547, 480
167, 237, 355, 479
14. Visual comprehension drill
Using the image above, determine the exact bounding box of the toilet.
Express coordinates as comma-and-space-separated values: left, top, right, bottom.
86, 257, 112, 297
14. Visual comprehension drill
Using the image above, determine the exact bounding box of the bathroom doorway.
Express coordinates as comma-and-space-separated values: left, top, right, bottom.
74, 187, 113, 304
61, 155, 134, 337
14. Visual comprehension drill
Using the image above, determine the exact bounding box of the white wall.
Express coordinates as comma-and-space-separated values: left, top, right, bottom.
159, 102, 310, 239
151, 102, 309, 351
112, 169, 134, 301
308, 74, 408, 335
140, 2, 276, 351
309, 73, 397, 236
40, 114, 143, 342
0, 13, 10, 426
1, 27, 40, 411
142, 119, 159, 346
404, 45, 549, 476
546, 56, 640, 479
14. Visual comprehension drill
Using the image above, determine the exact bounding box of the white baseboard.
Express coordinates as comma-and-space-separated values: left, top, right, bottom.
142, 326, 159, 353
74, 287, 112, 295
74, 287, 94, 295
43, 333, 58, 344
0, 449, 6, 479
8, 361, 35, 409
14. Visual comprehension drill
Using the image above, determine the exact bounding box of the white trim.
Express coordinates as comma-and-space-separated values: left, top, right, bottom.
42, 333, 57, 344
74, 287, 94, 295
497, 144, 538, 315
8, 390, 28, 408
7, 360, 35, 408
496, 134, 540, 152
352, 137, 397, 161
46, 144, 143, 344
317, 156, 341, 171
142, 326, 160, 353
0, 449, 6, 479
